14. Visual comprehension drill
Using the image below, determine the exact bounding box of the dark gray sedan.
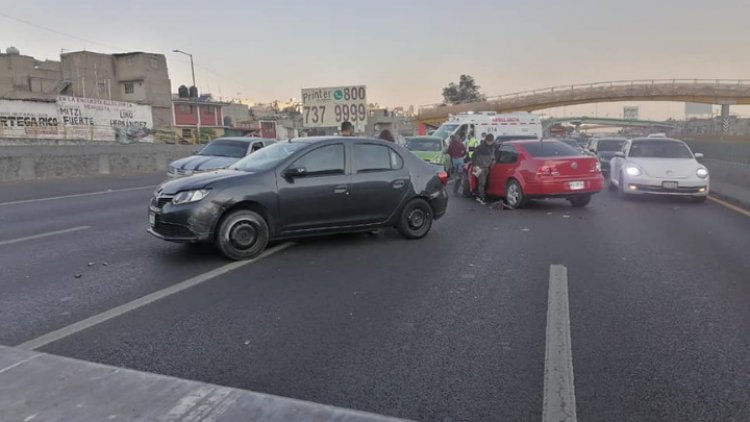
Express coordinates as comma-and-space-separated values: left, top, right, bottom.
167, 137, 273, 178
149, 137, 449, 260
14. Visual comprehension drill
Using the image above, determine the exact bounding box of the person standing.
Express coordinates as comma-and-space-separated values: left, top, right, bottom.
378, 129, 395, 142
466, 130, 479, 157
340, 121, 354, 136
447, 134, 467, 176
471, 134, 496, 204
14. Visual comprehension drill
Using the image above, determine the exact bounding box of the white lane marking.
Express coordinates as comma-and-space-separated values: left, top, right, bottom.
0, 226, 91, 247
16, 242, 295, 351
0, 353, 41, 374
0, 185, 154, 207
543, 264, 578, 422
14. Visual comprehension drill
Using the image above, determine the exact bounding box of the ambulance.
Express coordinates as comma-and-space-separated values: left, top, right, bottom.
431, 111, 542, 144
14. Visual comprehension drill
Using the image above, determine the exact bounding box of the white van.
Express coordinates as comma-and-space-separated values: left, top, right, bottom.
431, 111, 542, 144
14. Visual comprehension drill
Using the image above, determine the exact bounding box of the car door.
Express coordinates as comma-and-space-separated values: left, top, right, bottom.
348, 142, 410, 224
487, 144, 521, 196
277, 143, 353, 232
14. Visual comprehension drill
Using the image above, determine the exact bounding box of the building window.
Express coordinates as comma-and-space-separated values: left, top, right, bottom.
124, 82, 134, 94
179, 104, 192, 113
205, 106, 214, 113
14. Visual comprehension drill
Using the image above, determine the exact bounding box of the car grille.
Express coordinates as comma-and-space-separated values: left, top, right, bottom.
151, 194, 174, 209
632, 184, 704, 194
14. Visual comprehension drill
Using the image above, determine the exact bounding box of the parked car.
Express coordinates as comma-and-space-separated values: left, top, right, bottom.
609, 137, 709, 202
404, 136, 450, 172
149, 137, 449, 260
167, 137, 273, 178
587, 137, 628, 177
459, 140, 604, 208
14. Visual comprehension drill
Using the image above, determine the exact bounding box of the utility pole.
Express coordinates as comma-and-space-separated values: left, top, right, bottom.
173, 50, 200, 143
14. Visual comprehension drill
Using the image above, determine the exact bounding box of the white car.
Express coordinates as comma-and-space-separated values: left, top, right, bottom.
609, 137, 709, 202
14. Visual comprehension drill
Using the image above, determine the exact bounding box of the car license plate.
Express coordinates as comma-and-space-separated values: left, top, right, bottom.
662, 181, 678, 189
148, 212, 156, 227
569, 181, 585, 190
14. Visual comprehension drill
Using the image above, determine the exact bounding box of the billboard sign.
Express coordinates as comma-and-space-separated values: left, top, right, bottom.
623, 106, 639, 120
301, 85, 367, 128
685, 102, 712, 117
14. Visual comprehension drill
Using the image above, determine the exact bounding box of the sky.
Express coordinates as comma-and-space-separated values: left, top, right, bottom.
2, 0, 749, 119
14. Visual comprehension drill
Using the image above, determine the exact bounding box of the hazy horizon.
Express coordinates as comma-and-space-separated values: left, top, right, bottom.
2, 0, 749, 119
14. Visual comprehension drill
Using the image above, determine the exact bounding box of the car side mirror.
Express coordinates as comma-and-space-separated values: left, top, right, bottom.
283, 167, 307, 178
614, 152, 625, 158
694, 152, 704, 159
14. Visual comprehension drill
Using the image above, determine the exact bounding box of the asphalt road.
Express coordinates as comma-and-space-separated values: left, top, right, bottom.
1, 173, 749, 421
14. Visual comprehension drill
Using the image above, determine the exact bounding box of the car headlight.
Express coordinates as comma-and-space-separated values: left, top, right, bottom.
696, 168, 709, 179
167, 166, 175, 173
625, 165, 641, 176
172, 189, 210, 205
432, 157, 443, 164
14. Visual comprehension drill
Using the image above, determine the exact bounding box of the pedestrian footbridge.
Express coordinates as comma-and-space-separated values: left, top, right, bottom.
416, 79, 750, 126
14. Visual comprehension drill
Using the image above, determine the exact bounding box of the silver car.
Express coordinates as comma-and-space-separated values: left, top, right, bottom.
167, 137, 274, 178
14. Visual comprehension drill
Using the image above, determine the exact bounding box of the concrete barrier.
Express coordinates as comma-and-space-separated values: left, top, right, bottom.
0, 143, 196, 181
701, 158, 750, 207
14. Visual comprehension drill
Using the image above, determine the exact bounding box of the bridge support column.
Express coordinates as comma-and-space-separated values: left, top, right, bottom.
721, 104, 730, 134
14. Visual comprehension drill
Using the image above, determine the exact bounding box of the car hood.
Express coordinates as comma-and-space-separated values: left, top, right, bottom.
411, 151, 443, 162
628, 157, 702, 179
158, 169, 248, 194
169, 155, 241, 171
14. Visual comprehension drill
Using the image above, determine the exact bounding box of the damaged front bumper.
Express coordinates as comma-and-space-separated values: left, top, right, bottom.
147, 200, 221, 243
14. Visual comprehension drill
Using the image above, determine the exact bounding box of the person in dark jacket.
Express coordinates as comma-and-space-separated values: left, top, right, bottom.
378, 129, 395, 142
471, 134, 496, 204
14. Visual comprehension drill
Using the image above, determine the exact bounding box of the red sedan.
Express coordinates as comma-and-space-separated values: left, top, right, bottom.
461, 140, 605, 208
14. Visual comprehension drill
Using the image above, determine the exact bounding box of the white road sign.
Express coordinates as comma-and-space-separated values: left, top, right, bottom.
301, 85, 367, 128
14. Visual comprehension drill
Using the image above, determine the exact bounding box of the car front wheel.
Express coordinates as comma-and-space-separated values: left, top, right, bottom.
569, 195, 592, 207
397, 198, 433, 239
505, 179, 526, 209
216, 210, 269, 260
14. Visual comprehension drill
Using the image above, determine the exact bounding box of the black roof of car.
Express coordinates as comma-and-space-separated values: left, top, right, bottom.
211, 137, 267, 143
289, 136, 390, 144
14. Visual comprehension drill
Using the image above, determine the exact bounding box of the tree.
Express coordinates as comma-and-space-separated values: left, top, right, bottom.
442, 74, 486, 105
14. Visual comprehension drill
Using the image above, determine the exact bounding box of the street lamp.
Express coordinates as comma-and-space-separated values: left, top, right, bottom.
173, 49, 201, 143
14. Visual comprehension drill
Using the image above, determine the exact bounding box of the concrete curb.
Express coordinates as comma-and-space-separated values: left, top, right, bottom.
0, 345, 407, 422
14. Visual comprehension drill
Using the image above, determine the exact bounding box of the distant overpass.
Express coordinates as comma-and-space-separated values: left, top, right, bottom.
416, 79, 750, 126
543, 116, 676, 131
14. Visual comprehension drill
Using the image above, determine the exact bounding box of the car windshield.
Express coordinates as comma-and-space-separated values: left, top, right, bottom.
629, 140, 693, 158
431, 124, 458, 140
405, 138, 442, 152
229, 142, 307, 172
522, 141, 581, 157
597, 140, 627, 151
197, 140, 249, 158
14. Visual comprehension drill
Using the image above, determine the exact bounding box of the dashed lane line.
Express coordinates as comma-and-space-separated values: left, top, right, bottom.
0, 226, 91, 247
16, 242, 296, 351
543, 264, 578, 422
0, 185, 155, 207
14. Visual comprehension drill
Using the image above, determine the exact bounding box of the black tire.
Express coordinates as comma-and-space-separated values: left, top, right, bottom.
458, 174, 472, 198
691, 196, 707, 203
215, 210, 269, 260
570, 195, 592, 207
504, 179, 526, 209
397, 198, 433, 239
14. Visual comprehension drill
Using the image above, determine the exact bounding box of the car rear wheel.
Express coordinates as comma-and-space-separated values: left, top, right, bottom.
569, 195, 592, 207
216, 210, 269, 260
397, 198, 433, 239
505, 179, 526, 209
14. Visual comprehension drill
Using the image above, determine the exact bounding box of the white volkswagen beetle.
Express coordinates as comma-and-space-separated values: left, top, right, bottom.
609, 137, 709, 202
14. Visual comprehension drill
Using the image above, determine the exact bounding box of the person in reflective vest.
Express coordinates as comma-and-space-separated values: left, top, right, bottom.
466, 130, 479, 156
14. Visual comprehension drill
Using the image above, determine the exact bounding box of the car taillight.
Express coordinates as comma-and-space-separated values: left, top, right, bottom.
592, 161, 602, 173
437, 171, 449, 185
536, 165, 560, 176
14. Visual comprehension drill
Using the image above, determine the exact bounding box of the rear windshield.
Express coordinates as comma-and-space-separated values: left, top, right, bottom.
629, 140, 693, 158
198, 140, 248, 158
405, 138, 442, 152
597, 140, 626, 151
522, 141, 581, 157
